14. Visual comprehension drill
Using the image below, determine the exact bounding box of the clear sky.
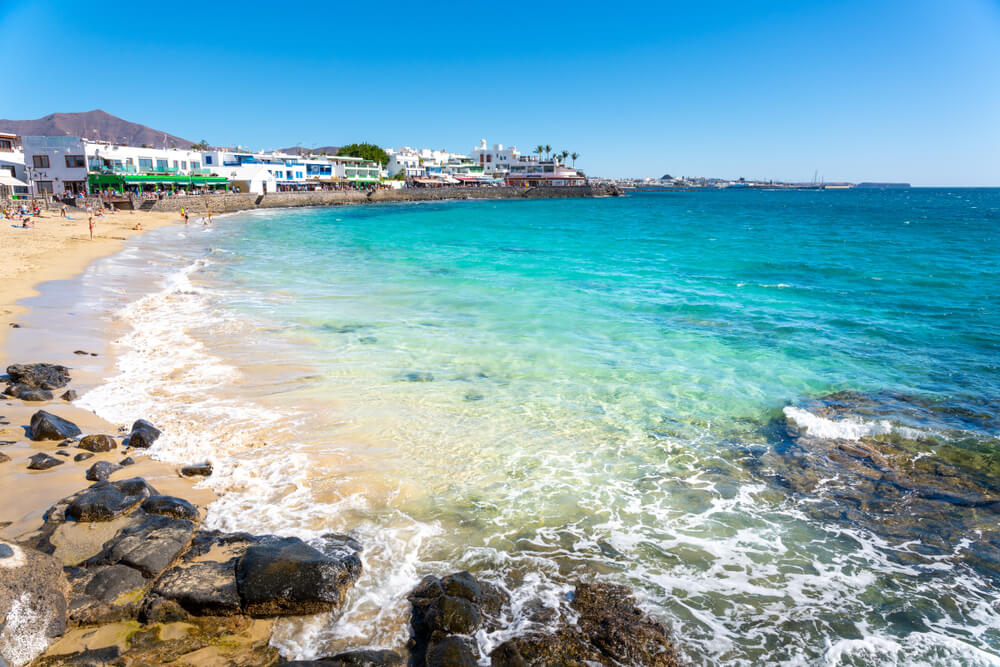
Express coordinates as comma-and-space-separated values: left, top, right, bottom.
2, 0, 998, 185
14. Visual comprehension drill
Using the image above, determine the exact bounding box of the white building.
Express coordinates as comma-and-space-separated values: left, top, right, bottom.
470, 139, 585, 186
204, 149, 382, 190
20, 136, 211, 195
0, 133, 29, 197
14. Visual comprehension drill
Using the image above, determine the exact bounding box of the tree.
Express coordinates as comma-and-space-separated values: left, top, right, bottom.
190, 140, 211, 150
391, 170, 407, 181
560, 150, 569, 164
544, 144, 552, 160
337, 143, 389, 166
571, 152, 579, 166
535, 145, 544, 161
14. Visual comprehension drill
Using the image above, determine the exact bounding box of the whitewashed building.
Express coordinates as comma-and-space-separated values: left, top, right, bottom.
470, 139, 585, 186
0, 133, 29, 197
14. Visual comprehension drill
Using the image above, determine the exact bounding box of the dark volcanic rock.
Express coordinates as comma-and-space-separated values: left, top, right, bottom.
6, 384, 54, 401
6, 363, 71, 390
285, 649, 405, 666
0, 452, 9, 463
128, 419, 161, 448
753, 391, 1000, 579
427, 636, 478, 667
28, 452, 65, 470
0, 540, 68, 664
55, 449, 71, 456
489, 582, 679, 667
154, 560, 241, 616
29, 410, 82, 440
61, 389, 79, 402
74, 451, 94, 462
120, 456, 136, 466
180, 462, 213, 477
85, 460, 122, 482
409, 572, 510, 665
65, 478, 158, 521
78, 434, 117, 452
235, 536, 362, 616
142, 494, 199, 521
85, 512, 195, 578
67, 563, 148, 624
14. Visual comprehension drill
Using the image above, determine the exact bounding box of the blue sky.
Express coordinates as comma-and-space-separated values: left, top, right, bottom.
2, 0, 998, 185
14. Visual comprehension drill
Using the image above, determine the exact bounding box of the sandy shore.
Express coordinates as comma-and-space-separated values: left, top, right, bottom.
0, 206, 216, 541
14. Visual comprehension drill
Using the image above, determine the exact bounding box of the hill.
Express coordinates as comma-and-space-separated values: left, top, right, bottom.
0, 110, 195, 148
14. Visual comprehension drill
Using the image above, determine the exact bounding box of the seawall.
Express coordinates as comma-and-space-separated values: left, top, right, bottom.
141, 184, 622, 214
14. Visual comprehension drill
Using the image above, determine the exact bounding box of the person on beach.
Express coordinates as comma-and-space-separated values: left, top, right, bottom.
132, 221, 142, 231
184, 211, 189, 224
88, 216, 94, 240
60, 203, 67, 218
180, 207, 185, 220
22, 216, 33, 228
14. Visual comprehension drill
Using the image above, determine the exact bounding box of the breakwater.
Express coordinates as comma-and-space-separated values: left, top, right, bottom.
140, 184, 622, 214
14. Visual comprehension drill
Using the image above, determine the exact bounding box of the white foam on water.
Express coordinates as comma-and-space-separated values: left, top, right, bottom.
783, 406, 931, 442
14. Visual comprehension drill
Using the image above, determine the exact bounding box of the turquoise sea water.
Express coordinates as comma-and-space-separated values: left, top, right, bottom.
73, 189, 1000, 665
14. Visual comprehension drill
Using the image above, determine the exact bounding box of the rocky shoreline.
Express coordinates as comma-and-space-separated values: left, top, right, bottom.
139, 184, 624, 215
0, 363, 680, 667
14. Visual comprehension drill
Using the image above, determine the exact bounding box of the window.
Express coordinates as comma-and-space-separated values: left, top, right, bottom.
181, 161, 187, 169
125, 158, 133, 165
35, 180, 53, 193
205, 155, 213, 164
65, 155, 86, 168
191, 161, 200, 170
295, 171, 303, 179
139, 158, 153, 171
0, 139, 12, 151
32, 155, 50, 168
172, 160, 179, 168
156, 159, 168, 170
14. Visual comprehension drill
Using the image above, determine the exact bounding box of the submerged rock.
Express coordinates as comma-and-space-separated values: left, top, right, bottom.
128, 419, 161, 448
78, 434, 117, 452
0, 541, 68, 666
28, 453, 65, 470
490, 582, 679, 667
6, 363, 71, 390
282, 649, 405, 666
753, 390, 1000, 578
29, 410, 82, 441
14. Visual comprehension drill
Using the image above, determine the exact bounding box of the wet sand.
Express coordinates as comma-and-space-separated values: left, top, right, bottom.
0, 206, 216, 541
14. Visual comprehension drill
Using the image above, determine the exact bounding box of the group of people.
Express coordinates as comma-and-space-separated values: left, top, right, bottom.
179, 207, 213, 226
1, 202, 43, 227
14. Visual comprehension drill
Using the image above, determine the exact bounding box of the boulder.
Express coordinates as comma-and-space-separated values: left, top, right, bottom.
55, 450, 71, 457
84, 513, 195, 579
154, 560, 242, 616
29, 410, 82, 441
65, 478, 158, 522
85, 460, 122, 482
78, 434, 117, 453
427, 637, 479, 667
6, 384, 54, 401
0, 452, 9, 463
119, 456, 136, 466
73, 452, 94, 462
128, 419, 161, 448
28, 453, 65, 470
66, 563, 147, 625
6, 363, 71, 390
60, 390, 79, 402
142, 495, 199, 521
0, 541, 68, 666
409, 572, 509, 665
180, 462, 213, 477
235, 536, 362, 616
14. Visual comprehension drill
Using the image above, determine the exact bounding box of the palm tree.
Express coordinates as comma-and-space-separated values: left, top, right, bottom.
571, 152, 579, 167
560, 150, 569, 165
544, 144, 552, 161
535, 145, 544, 162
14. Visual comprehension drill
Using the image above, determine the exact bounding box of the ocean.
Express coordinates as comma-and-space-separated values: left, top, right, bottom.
59, 189, 1000, 665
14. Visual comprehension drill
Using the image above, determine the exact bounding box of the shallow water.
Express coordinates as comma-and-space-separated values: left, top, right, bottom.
44, 190, 1000, 664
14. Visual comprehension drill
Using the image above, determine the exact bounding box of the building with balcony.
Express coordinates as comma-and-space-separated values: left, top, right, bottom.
20, 136, 226, 195
470, 139, 585, 186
